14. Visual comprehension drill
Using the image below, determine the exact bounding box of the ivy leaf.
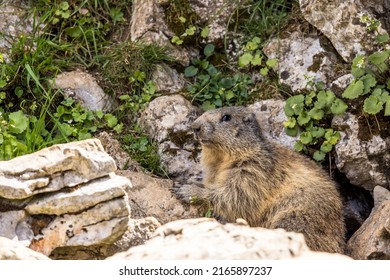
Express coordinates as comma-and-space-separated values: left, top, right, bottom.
308, 107, 324, 120
330, 98, 348, 115
376, 33, 390, 43
351, 55, 366, 78
294, 141, 304, 152
65, 26, 82, 38
201, 101, 216, 111
238, 53, 253, 67
363, 95, 384, 114
300, 131, 313, 145
185, 26, 196, 36
316, 90, 335, 108
246, 41, 259, 51
8, 110, 28, 134
305, 91, 316, 106
297, 112, 311, 126
368, 50, 389, 66
266, 58, 278, 68
320, 141, 333, 153
342, 80, 364, 99
171, 36, 183, 45
313, 150, 326, 161
219, 78, 233, 89
184, 66, 198, 77
204, 44, 215, 58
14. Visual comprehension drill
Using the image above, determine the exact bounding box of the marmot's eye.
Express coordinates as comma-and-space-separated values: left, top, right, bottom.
221, 114, 231, 122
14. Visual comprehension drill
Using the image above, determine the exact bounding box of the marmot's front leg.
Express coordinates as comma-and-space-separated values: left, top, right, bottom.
173, 182, 209, 204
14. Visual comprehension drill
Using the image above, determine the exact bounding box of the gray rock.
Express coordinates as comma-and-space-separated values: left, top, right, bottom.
53, 70, 114, 112
373, 185, 390, 209
139, 95, 202, 181
152, 63, 186, 94
299, 0, 388, 62
332, 113, 390, 191
0, 210, 33, 246
118, 170, 200, 225
108, 218, 351, 260
347, 200, 390, 259
362, 0, 390, 33
0, 237, 50, 260
249, 99, 298, 149
263, 31, 342, 91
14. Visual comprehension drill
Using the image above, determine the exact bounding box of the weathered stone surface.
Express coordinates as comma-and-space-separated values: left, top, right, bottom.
299, 0, 388, 62
118, 170, 199, 225
249, 99, 298, 149
0, 210, 33, 246
332, 113, 390, 191
0, 237, 50, 260
264, 31, 342, 91
108, 218, 351, 260
30, 197, 130, 256
130, 0, 190, 65
139, 95, 202, 181
373, 185, 390, 209
362, 0, 390, 33
0, 1, 34, 62
53, 70, 114, 112
347, 200, 390, 259
0, 139, 116, 199
25, 174, 130, 215
152, 63, 186, 94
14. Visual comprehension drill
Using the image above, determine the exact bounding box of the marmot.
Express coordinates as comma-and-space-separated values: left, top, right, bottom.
175, 106, 346, 254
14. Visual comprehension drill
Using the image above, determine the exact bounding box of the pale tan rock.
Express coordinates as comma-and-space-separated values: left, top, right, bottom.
0, 237, 50, 260
347, 200, 390, 259
108, 218, 351, 260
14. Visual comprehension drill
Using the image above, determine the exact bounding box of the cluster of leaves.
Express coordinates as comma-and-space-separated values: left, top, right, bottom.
238, 36, 278, 75
184, 44, 254, 111
342, 50, 390, 116
170, 17, 210, 46
284, 82, 348, 161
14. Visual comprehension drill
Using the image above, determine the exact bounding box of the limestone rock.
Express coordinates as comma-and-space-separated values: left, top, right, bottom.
263, 31, 342, 91
118, 170, 199, 225
152, 63, 186, 94
0, 237, 50, 260
249, 99, 298, 149
299, 0, 388, 62
0, 210, 33, 246
0, 139, 117, 199
108, 218, 351, 260
139, 95, 202, 181
373, 185, 390, 209
347, 200, 390, 259
332, 113, 390, 191
53, 70, 114, 112
362, 0, 390, 33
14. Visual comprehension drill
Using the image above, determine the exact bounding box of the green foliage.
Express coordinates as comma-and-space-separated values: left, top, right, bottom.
184, 44, 254, 111
284, 82, 346, 161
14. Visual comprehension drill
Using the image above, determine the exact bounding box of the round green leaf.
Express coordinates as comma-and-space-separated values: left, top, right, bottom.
184, 66, 198, 77
360, 74, 377, 94
342, 80, 364, 99
238, 53, 253, 67
310, 126, 325, 138
313, 150, 326, 161
266, 58, 278, 68
204, 44, 215, 57
294, 141, 304, 152
8, 110, 28, 134
320, 141, 333, 153
300, 131, 313, 145
285, 126, 298, 137
363, 95, 383, 114
297, 112, 311, 126
308, 107, 324, 120
284, 117, 297, 128
330, 98, 348, 115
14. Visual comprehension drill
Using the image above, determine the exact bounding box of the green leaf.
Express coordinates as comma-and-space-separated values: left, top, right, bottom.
351, 55, 366, 78
8, 111, 28, 134
325, 129, 341, 145
368, 51, 389, 66
201, 26, 209, 38
316, 90, 335, 108
331, 98, 348, 115
320, 141, 333, 153
305, 91, 316, 106
65, 26, 82, 38
363, 95, 383, 114
179, 16, 186, 23
204, 44, 215, 58
293, 141, 304, 152
385, 96, 390, 116
310, 126, 325, 138
297, 112, 311, 126
266, 58, 278, 68
284, 117, 297, 128
308, 107, 324, 120
360, 74, 377, 94
184, 66, 198, 77
300, 131, 313, 145
376, 33, 390, 43
284, 95, 305, 117
260, 67, 269, 76
251, 53, 262, 66
342, 80, 364, 99
185, 26, 196, 36
0, 80, 7, 88
219, 78, 233, 89
201, 101, 216, 111
238, 53, 253, 68
60, 1, 69, 10
104, 114, 118, 128
246, 41, 258, 51
313, 150, 326, 161
285, 126, 298, 137
171, 36, 183, 45
110, 7, 124, 23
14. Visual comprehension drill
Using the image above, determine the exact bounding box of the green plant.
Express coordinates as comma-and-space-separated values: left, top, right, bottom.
284, 82, 348, 161
238, 36, 278, 75
184, 44, 254, 110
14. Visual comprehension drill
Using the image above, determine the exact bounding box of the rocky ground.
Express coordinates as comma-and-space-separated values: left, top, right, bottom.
0, 0, 390, 260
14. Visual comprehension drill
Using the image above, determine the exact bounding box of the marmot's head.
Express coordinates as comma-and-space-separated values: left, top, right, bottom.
191, 106, 264, 152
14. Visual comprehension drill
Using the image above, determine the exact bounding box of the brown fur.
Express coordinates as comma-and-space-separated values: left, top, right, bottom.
176, 106, 346, 254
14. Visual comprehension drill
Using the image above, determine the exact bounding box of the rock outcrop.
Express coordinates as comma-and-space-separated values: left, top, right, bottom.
0, 139, 131, 257
0, 237, 50, 260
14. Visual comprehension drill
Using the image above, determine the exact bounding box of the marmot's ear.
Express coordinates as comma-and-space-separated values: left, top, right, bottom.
243, 112, 255, 124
